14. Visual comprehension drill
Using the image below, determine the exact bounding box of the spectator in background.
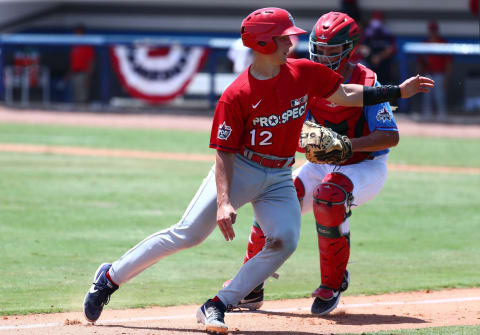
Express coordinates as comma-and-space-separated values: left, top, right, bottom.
363, 11, 396, 84
70, 25, 95, 103
342, 0, 367, 64
417, 21, 452, 120
227, 38, 252, 74
470, 0, 479, 16
341, 0, 362, 23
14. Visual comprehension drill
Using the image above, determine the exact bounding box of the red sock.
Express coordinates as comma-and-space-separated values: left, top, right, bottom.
211, 296, 226, 309
105, 270, 118, 286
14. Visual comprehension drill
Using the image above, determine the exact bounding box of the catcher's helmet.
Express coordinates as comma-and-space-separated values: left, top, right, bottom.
309, 12, 360, 71
241, 7, 306, 54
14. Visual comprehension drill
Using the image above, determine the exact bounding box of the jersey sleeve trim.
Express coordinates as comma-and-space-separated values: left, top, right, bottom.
209, 143, 240, 153
375, 127, 399, 131
323, 76, 343, 99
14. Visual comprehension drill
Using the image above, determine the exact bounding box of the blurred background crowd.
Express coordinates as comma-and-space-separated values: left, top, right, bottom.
0, 0, 479, 120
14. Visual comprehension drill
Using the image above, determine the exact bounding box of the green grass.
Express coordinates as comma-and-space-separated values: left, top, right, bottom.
0, 123, 212, 154
0, 123, 479, 322
1, 122, 480, 167
389, 136, 480, 167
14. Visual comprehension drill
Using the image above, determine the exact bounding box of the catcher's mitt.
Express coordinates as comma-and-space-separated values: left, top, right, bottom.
299, 121, 353, 164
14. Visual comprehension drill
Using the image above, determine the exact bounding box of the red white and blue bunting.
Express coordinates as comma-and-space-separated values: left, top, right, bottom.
111, 44, 208, 104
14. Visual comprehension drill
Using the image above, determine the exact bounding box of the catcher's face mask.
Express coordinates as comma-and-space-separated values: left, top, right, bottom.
309, 11, 359, 72
309, 43, 353, 71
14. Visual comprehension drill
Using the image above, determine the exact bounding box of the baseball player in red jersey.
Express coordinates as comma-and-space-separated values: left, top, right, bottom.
229, 11, 404, 316
82, 8, 433, 334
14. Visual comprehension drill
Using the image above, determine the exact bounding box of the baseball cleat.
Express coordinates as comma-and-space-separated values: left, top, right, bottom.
236, 283, 264, 310
311, 269, 349, 315
339, 269, 350, 292
83, 263, 118, 323
196, 299, 228, 334
225, 283, 264, 312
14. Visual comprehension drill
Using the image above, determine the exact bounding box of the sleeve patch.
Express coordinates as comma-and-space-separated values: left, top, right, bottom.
217, 122, 232, 140
376, 106, 393, 122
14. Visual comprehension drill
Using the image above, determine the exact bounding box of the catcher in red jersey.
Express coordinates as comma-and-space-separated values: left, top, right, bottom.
82, 8, 433, 334
228, 12, 404, 316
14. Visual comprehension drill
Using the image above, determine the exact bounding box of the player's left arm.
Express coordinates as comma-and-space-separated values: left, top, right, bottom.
327, 75, 434, 107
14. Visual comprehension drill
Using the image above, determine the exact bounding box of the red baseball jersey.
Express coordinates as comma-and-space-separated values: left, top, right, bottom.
209, 58, 342, 158
309, 63, 397, 165
309, 63, 375, 164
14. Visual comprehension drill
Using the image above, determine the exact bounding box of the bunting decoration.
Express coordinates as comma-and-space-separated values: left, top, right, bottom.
111, 44, 208, 104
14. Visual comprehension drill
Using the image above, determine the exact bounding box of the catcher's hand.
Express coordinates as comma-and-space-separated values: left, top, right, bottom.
299, 121, 353, 164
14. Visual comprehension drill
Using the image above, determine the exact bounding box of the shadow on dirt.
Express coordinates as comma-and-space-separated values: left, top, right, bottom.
233, 309, 427, 326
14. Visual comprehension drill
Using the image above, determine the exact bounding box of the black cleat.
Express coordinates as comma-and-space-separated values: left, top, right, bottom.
83, 263, 118, 323
311, 270, 349, 315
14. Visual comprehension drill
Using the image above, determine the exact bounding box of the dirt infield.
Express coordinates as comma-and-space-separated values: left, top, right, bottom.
1, 107, 479, 334
1, 288, 480, 334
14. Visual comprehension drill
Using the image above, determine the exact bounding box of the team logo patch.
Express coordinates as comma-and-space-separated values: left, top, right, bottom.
318, 34, 328, 40
217, 122, 232, 140
291, 94, 308, 107
376, 106, 393, 122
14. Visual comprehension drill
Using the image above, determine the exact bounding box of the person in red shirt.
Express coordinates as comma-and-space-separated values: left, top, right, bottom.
418, 21, 452, 120
470, 0, 479, 16
70, 25, 95, 103
82, 8, 433, 334
226, 11, 402, 317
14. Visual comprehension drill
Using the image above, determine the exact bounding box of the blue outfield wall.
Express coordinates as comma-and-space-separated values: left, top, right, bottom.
0, 29, 478, 111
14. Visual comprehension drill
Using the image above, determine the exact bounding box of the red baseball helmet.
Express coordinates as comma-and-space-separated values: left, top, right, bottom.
309, 12, 360, 71
241, 7, 306, 54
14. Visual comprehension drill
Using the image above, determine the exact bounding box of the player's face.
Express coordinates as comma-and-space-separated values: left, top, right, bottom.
312, 45, 343, 67
272, 35, 293, 64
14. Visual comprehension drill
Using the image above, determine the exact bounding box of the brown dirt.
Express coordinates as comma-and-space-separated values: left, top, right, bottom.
1, 288, 480, 334
1, 107, 479, 334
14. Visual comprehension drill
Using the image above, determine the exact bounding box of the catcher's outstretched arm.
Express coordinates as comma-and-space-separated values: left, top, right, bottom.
350, 130, 399, 152
327, 75, 434, 107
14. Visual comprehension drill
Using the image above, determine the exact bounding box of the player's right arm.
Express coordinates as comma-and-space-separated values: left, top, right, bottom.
215, 150, 237, 242
209, 94, 245, 242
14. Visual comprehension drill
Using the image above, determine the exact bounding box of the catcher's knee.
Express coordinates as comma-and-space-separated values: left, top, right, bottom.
313, 172, 354, 237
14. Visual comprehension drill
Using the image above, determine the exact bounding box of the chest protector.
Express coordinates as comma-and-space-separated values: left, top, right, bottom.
309, 64, 376, 165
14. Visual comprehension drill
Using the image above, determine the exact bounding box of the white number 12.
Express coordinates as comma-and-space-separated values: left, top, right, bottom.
250, 129, 273, 146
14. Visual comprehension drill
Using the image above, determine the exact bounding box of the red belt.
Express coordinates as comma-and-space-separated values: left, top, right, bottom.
242, 149, 295, 169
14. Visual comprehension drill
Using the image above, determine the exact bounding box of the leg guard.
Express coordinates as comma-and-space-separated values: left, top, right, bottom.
313, 172, 354, 290
294, 177, 305, 202
244, 222, 266, 263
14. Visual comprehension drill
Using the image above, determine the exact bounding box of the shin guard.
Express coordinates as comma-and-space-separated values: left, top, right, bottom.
244, 223, 266, 263
313, 172, 354, 290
